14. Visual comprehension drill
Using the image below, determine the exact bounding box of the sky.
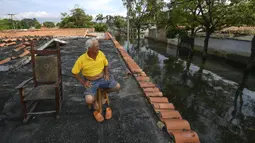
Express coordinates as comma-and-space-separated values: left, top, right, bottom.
0, 0, 128, 23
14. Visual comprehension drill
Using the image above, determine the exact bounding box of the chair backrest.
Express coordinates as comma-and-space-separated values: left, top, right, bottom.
34, 55, 58, 82
31, 41, 62, 85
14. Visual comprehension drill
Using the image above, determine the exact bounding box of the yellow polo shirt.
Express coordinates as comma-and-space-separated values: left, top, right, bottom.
72, 50, 108, 76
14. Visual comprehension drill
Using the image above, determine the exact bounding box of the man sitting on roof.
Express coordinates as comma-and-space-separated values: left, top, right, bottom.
72, 38, 120, 122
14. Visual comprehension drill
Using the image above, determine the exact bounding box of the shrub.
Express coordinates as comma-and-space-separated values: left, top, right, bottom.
94, 23, 108, 32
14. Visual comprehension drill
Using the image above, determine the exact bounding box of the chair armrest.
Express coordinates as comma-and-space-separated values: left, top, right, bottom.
15, 77, 33, 89
54, 79, 62, 88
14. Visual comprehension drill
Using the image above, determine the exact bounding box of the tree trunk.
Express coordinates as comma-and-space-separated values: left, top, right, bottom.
203, 29, 210, 63
188, 28, 195, 60
231, 49, 254, 120
199, 28, 211, 74
183, 35, 195, 83
137, 26, 141, 49
191, 28, 195, 37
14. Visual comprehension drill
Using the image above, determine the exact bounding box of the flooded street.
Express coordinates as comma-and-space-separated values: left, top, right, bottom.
119, 37, 255, 143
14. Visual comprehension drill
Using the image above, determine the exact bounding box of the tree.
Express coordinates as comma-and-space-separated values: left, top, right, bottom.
96, 14, 104, 23
0, 18, 41, 30
19, 18, 41, 29
59, 6, 93, 28
123, 0, 165, 48
227, 0, 255, 26
94, 23, 108, 32
113, 16, 126, 30
195, 0, 235, 63
0, 19, 12, 30
43, 21, 55, 28
146, 0, 166, 26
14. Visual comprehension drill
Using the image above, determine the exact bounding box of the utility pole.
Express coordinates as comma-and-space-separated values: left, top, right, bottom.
7, 14, 15, 29
126, 1, 130, 52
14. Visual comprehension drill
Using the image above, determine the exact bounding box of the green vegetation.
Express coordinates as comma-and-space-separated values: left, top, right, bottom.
112, 16, 126, 30
43, 21, 55, 28
96, 14, 104, 23
94, 23, 108, 32
0, 18, 41, 30
122, 0, 165, 47
0, 19, 11, 30
138, 0, 255, 61
59, 6, 93, 28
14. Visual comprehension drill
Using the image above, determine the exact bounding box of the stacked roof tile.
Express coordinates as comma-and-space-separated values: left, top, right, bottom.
0, 36, 52, 65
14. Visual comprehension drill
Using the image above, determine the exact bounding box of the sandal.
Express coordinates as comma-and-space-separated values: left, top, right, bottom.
93, 111, 104, 122
105, 107, 112, 120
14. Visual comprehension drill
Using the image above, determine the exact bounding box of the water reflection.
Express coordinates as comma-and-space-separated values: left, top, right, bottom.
127, 38, 255, 143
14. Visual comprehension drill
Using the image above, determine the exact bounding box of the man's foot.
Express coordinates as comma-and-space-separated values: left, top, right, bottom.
93, 111, 104, 122
105, 107, 112, 120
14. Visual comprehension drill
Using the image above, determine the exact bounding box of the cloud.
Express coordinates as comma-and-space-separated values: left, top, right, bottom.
91, 10, 127, 18
91, 10, 127, 22
79, 0, 114, 12
1, 11, 60, 20
16, 11, 59, 19
0, 0, 127, 22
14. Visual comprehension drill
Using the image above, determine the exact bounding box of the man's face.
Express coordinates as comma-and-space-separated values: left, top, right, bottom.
90, 40, 100, 55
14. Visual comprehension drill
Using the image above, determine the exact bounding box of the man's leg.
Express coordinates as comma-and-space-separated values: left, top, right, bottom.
99, 79, 120, 120
84, 82, 105, 122
85, 94, 104, 122
103, 83, 121, 93
85, 95, 99, 110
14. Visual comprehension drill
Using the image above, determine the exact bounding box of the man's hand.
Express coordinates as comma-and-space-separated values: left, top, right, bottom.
83, 80, 91, 88
104, 74, 110, 81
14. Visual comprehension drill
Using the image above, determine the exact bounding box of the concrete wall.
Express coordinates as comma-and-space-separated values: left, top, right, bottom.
147, 28, 252, 57
195, 37, 251, 57
148, 28, 167, 42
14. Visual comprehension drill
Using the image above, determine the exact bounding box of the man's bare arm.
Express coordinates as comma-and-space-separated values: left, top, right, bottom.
104, 66, 109, 75
73, 73, 91, 88
73, 74, 85, 85
104, 66, 110, 80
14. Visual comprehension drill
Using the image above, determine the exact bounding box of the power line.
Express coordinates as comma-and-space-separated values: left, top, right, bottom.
7, 13, 16, 29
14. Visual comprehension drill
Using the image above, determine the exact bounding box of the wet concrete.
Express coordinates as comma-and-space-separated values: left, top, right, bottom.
0, 38, 171, 143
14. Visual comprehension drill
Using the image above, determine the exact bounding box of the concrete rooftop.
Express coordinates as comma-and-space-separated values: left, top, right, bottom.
0, 38, 171, 143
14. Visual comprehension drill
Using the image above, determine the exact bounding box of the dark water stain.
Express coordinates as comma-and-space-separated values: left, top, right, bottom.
121, 38, 255, 143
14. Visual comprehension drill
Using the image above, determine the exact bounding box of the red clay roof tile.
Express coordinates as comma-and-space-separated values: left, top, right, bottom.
153, 103, 175, 110
136, 76, 150, 82
144, 91, 163, 97
6, 42, 16, 46
14, 45, 26, 52
159, 110, 182, 120
0, 43, 6, 47
149, 97, 169, 103
168, 130, 200, 143
143, 87, 160, 92
164, 119, 191, 130
18, 49, 30, 58
0, 57, 11, 65
139, 82, 156, 88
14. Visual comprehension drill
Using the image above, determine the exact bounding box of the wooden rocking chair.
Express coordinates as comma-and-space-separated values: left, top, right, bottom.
16, 41, 63, 123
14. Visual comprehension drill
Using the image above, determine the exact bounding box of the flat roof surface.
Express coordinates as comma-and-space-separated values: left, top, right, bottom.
0, 38, 171, 143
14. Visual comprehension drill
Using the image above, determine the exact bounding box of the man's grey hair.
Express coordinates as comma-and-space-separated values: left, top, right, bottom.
85, 38, 98, 49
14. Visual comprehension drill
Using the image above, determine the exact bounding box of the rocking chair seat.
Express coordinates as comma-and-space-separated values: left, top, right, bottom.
24, 85, 56, 101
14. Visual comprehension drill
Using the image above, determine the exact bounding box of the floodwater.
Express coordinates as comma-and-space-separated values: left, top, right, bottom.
118, 36, 255, 143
